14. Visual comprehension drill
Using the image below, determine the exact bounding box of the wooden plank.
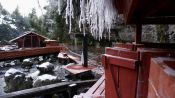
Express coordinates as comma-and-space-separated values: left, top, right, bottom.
0, 79, 97, 98
105, 47, 139, 60
0, 46, 63, 61
102, 54, 138, 70
93, 79, 105, 95
119, 67, 138, 98
86, 75, 105, 95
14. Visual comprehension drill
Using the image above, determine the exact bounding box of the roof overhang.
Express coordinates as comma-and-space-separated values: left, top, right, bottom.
114, 0, 175, 24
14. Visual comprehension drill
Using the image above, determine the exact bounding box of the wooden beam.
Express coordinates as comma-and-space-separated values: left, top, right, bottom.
124, 0, 139, 23
140, 0, 169, 19
0, 79, 97, 98
129, 16, 175, 24
135, 23, 142, 44
83, 35, 88, 67
0, 46, 63, 61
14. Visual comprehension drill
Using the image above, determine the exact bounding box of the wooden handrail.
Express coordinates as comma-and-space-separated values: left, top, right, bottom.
0, 46, 63, 61
0, 79, 97, 98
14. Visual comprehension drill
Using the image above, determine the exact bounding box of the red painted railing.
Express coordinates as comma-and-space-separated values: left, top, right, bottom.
101, 47, 140, 98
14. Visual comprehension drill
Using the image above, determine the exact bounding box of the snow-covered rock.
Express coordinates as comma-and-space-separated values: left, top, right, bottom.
21, 59, 33, 69
33, 74, 60, 87
4, 68, 33, 93
37, 62, 54, 73
27, 70, 40, 80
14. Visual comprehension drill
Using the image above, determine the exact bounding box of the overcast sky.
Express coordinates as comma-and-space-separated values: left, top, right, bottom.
0, 0, 48, 16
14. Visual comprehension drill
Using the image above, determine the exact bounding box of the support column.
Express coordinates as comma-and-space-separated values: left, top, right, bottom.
135, 23, 142, 44
31, 35, 33, 48
83, 35, 88, 67
23, 38, 25, 48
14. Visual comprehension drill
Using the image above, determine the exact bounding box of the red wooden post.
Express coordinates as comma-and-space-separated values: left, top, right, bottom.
31, 35, 32, 48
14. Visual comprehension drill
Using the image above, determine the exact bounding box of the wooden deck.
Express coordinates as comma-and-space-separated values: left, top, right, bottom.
0, 46, 63, 61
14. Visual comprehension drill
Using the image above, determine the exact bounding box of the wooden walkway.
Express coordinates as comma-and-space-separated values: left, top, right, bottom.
0, 46, 63, 61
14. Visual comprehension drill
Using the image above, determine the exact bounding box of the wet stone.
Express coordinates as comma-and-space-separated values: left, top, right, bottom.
37, 62, 54, 74
4, 68, 33, 93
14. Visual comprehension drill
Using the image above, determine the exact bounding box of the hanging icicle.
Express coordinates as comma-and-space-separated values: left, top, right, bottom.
86, 0, 118, 40
79, 0, 86, 36
65, 0, 74, 33
53, 0, 119, 40
57, 0, 62, 15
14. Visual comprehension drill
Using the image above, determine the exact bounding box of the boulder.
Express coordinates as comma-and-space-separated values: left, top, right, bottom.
37, 62, 54, 73
33, 74, 61, 87
4, 68, 33, 93
21, 59, 33, 69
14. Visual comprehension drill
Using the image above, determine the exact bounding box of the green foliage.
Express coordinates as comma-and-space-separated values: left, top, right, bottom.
28, 8, 47, 36
11, 7, 30, 32
156, 25, 169, 43
0, 24, 18, 41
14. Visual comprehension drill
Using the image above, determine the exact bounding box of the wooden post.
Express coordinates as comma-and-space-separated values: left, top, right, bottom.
38, 37, 40, 47
23, 38, 25, 48
31, 35, 32, 48
135, 23, 142, 44
83, 34, 88, 67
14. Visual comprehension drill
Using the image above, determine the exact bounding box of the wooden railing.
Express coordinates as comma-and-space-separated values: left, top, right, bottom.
0, 79, 97, 98
0, 46, 64, 61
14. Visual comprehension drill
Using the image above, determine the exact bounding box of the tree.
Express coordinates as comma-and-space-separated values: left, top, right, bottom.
11, 7, 30, 33
28, 8, 47, 36
156, 25, 169, 43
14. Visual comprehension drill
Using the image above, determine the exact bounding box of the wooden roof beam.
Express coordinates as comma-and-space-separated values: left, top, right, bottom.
140, 0, 170, 20
124, 0, 139, 24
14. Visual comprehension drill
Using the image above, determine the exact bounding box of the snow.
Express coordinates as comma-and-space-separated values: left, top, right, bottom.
37, 74, 57, 81
14, 75, 23, 78
80, 52, 84, 65
10, 24, 17, 29
58, 53, 69, 59
28, 70, 40, 80
69, 83, 77, 87
38, 62, 52, 68
164, 65, 175, 77
39, 56, 43, 61
1, 45, 14, 51
4, 68, 23, 77
57, 0, 62, 15
23, 59, 31, 62
10, 61, 15, 66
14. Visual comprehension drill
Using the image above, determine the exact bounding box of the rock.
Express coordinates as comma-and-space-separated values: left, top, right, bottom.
27, 70, 40, 80
33, 74, 60, 87
3, 60, 16, 67
21, 59, 33, 69
32, 56, 43, 64
37, 62, 54, 73
48, 55, 58, 63
4, 68, 33, 93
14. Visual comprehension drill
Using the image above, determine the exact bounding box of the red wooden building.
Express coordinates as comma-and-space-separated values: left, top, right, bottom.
10, 31, 49, 48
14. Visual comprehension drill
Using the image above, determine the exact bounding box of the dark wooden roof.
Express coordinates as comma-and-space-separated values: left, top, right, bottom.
9, 31, 49, 42
114, 0, 175, 24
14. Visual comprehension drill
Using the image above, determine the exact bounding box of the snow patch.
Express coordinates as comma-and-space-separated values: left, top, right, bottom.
164, 65, 175, 77
23, 59, 31, 62
37, 74, 57, 81
5, 68, 23, 77
39, 62, 52, 68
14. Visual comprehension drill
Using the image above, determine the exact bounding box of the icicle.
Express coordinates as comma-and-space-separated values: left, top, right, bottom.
86, 0, 118, 40
79, 0, 86, 36
65, 0, 74, 33
57, 0, 62, 15
81, 52, 84, 65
